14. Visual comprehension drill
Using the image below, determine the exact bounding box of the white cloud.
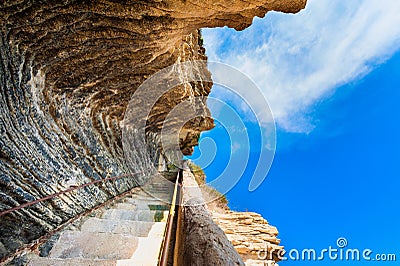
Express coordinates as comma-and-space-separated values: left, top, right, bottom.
203, 0, 400, 133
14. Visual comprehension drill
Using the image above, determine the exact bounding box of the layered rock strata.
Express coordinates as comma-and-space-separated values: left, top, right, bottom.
211, 210, 283, 266
0, 0, 306, 259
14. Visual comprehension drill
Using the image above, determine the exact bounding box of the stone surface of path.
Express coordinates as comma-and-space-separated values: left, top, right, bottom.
26, 174, 175, 266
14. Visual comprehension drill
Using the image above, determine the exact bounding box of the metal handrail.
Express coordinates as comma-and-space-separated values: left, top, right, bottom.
0, 173, 140, 217
0, 173, 146, 264
159, 169, 182, 266
1, 170, 184, 265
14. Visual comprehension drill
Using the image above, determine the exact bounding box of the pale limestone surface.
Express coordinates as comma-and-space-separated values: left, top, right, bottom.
211, 209, 283, 265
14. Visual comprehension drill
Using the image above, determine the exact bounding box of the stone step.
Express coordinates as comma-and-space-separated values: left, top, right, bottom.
27, 256, 155, 266
124, 197, 170, 206
139, 190, 173, 198
48, 231, 138, 260
148, 204, 170, 211
145, 188, 173, 194
80, 218, 155, 236
130, 195, 172, 204
27, 256, 116, 266
130, 223, 167, 265
130, 191, 171, 198
102, 209, 168, 222
112, 203, 136, 210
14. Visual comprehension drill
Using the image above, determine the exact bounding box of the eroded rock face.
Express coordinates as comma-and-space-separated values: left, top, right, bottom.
211, 210, 283, 265
0, 0, 306, 259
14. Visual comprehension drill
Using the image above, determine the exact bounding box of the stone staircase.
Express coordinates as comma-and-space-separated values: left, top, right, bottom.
26, 174, 175, 266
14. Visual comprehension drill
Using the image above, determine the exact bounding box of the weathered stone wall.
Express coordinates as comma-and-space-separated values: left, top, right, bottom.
211, 210, 283, 265
180, 169, 245, 266
0, 0, 306, 259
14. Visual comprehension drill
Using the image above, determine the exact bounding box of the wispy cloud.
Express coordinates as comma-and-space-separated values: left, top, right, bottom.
203, 0, 400, 133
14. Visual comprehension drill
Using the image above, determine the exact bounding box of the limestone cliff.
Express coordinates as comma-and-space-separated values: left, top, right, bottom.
190, 162, 284, 265
0, 0, 306, 261
211, 211, 283, 266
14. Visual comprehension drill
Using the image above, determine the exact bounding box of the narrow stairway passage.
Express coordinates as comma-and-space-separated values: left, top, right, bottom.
25, 173, 176, 266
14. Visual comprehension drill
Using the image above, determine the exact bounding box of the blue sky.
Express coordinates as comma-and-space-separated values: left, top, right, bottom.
189, 0, 400, 265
